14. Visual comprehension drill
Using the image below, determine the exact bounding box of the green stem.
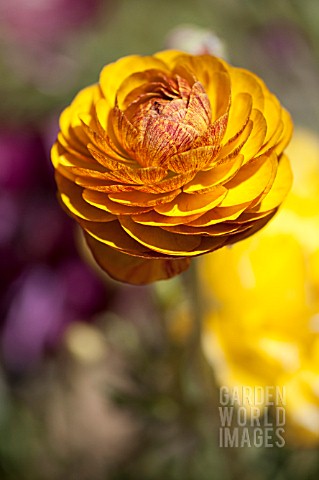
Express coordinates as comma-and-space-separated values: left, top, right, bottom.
183, 259, 217, 401
182, 259, 241, 480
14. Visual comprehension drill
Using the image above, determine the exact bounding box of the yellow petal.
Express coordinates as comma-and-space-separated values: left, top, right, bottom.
116, 69, 171, 111
119, 216, 203, 256
80, 117, 132, 165
229, 67, 265, 111
95, 98, 112, 131
56, 132, 92, 163
59, 84, 101, 152
55, 172, 114, 222
240, 109, 267, 162
183, 155, 244, 193
171, 53, 228, 90
136, 171, 196, 194
108, 189, 181, 207
217, 119, 253, 161
221, 153, 277, 207
108, 166, 168, 185
262, 94, 282, 145
228, 209, 275, 224
222, 92, 253, 143
252, 154, 293, 212
187, 204, 251, 227
131, 210, 204, 227
155, 188, 227, 216
258, 120, 284, 157
206, 71, 231, 121
154, 50, 188, 68
75, 177, 137, 192
167, 145, 219, 173
226, 211, 276, 245
85, 233, 191, 285
83, 189, 152, 215
58, 152, 98, 171
162, 222, 242, 236
275, 109, 294, 154
80, 219, 160, 257
197, 235, 228, 252
59, 106, 86, 154
87, 143, 132, 169
72, 164, 167, 186
99, 55, 169, 105
79, 112, 105, 141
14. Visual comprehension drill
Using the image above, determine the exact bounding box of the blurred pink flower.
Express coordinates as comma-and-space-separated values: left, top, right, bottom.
0, 0, 103, 44
0, 0, 110, 93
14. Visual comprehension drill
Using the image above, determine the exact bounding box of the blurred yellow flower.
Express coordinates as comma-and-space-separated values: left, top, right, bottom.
52, 51, 292, 284
201, 129, 319, 444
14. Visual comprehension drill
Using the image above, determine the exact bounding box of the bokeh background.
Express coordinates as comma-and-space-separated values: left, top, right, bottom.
0, 1, 319, 479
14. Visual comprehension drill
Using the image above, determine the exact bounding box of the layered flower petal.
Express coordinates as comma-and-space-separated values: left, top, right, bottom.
52, 50, 293, 284
85, 233, 190, 284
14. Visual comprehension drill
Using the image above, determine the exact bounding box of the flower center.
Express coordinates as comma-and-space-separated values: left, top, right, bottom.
121, 73, 213, 168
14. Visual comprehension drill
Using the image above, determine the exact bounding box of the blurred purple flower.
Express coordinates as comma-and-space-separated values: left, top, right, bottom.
0, 129, 45, 192
58, 259, 106, 316
1, 266, 67, 372
1, 260, 107, 372
20, 197, 74, 261
253, 21, 311, 70
0, 192, 19, 246
0, 123, 109, 373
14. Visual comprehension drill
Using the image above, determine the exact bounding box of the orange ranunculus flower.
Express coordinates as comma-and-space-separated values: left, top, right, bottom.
51, 50, 293, 284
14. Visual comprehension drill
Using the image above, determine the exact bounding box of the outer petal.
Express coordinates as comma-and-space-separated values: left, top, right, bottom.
155, 188, 227, 216
188, 203, 251, 227
55, 172, 115, 222
79, 219, 162, 258
221, 153, 277, 207
275, 109, 294, 154
83, 189, 152, 215
226, 211, 277, 245
59, 84, 102, 152
85, 233, 191, 285
228, 67, 266, 111
222, 93, 252, 143
252, 154, 293, 212
119, 216, 204, 256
